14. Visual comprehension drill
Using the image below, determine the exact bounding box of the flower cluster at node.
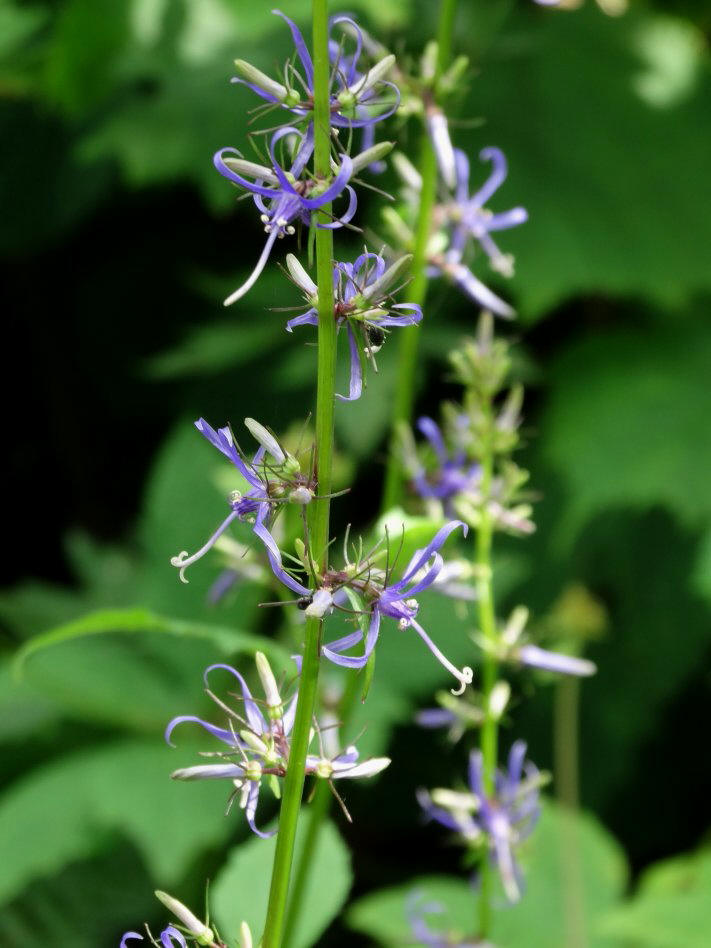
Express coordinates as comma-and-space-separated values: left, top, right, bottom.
233, 11, 398, 131
385, 112, 527, 317
170, 417, 313, 583
120, 889, 237, 948
418, 742, 545, 902
264, 519, 475, 694
285, 250, 422, 400
166, 653, 390, 836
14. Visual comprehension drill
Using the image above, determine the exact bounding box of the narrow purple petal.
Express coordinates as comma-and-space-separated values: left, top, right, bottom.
507, 740, 528, 789
454, 148, 470, 204
285, 310, 319, 332
213, 148, 277, 197
415, 708, 457, 729
487, 207, 529, 231
164, 715, 236, 748
471, 146, 508, 208
230, 77, 280, 104
396, 521, 467, 586
335, 323, 363, 402
322, 609, 381, 668
254, 508, 311, 596
517, 644, 597, 677
273, 10, 314, 87
318, 184, 357, 229
160, 927, 188, 948
245, 780, 275, 838
120, 934, 144, 947
468, 749, 485, 796
449, 260, 515, 318
204, 664, 266, 734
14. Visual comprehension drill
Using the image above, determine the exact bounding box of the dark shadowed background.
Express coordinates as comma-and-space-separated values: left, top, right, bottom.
2, 0, 710, 945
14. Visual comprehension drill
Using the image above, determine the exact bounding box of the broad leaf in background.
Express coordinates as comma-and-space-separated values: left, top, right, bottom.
465, 6, 711, 318
12, 608, 288, 732
213, 818, 352, 948
598, 847, 711, 948
539, 319, 711, 552
0, 741, 235, 908
348, 801, 627, 946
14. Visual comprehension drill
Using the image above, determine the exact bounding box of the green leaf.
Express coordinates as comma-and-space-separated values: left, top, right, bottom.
13, 608, 290, 732
14, 606, 280, 673
0, 740, 233, 908
598, 848, 711, 947
347, 801, 627, 946
464, 5, 711, 318
540, 320, 711, 551
212, 818, 352, 948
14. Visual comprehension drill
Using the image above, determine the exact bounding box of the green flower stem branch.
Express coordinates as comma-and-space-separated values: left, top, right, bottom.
261, 3, 336, 944
381, 0, 459, 512
475, 394, 498, 939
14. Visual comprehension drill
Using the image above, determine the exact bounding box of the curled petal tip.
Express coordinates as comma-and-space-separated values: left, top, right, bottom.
451, 665, 474, 696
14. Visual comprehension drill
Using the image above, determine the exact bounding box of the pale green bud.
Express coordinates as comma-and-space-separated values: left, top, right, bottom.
244, 418, 285, 463
349, 141, 394, 176
234, 59, 289, 103
154, 891, 214, 943
255, 651, 281, 708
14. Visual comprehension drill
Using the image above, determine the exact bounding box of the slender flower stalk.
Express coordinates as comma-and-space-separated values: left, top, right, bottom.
382, 0, 459, 511
261, 4, 337, 945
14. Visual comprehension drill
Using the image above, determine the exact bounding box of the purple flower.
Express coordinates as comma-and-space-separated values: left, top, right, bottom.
285, 251, 422, 401
214, 126, 356, 305
120, 928, 187, 948
171, 418, 313, 584
232, 11, 399, 131
410, 416, 481, 515
447, 148, 528, 279
167, 655, 389, 835
418, 742, 543, 902
265, 519, 474, 693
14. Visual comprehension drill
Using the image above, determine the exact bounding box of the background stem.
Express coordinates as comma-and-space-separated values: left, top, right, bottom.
381, 0, 459, 511
261, 2, 336, 944
475, 396, 498, 938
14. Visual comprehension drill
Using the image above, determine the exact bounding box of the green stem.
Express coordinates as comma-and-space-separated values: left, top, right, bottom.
281, 672, 362, 948
476, 398, 498, 939
261, 3, 335, 945
554, 677, 587, 948
381, 0, 459, 512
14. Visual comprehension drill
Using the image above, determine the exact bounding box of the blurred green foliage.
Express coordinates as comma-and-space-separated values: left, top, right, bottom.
2, 0, 710, 944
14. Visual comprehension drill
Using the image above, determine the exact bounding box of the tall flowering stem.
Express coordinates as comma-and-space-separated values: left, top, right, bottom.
381, 0, 459, 511
261, 2, 336, 944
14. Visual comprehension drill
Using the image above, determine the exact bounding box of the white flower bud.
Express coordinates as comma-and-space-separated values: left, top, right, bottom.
286, 253, 317, 297
234, 59, 290, 103
349, 141, 394, 176
154, 891, 214, 942
255, 651, 281, 708
239, 921, 254, 948
348, 54, 395, 96
244, 418, 285, 463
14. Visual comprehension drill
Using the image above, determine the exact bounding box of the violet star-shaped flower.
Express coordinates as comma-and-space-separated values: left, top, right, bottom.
214, 125, 356, 305
233, 11, 399, 131
170, 417, 312, 584
264, 519, 474, 693
447, 147, 528, 279
418, 741, 543, 902
285, 251, 422, 401
410, 416, 481, 515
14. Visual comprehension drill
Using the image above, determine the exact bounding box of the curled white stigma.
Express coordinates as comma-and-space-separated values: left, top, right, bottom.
170, 550, 192, 584
450, 665, 474, 696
